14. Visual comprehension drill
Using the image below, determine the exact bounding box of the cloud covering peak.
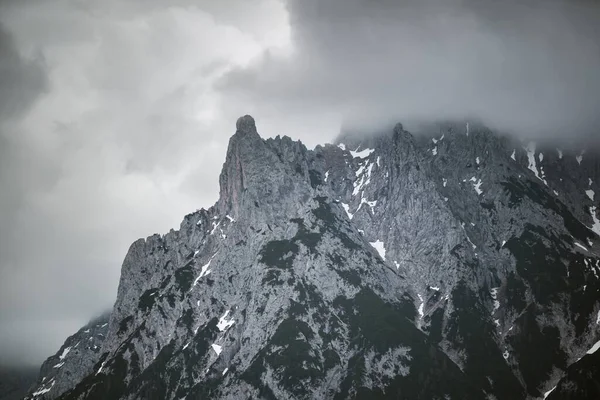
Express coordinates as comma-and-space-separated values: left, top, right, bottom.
220, 0, 600, 139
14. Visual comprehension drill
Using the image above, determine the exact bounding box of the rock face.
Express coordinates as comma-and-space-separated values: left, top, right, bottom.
25, 313, 109, 399
29, 116, 600, 399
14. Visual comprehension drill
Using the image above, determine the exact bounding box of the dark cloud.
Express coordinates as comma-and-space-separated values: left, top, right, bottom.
0, 24, 47, 119
219, 0, 600, 140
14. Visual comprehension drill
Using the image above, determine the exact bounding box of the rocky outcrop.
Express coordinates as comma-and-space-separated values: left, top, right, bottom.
30, 116, 600, 399
25, 312, 110, 399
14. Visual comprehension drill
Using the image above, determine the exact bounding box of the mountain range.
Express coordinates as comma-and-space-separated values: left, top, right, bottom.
23, 115, 600, 400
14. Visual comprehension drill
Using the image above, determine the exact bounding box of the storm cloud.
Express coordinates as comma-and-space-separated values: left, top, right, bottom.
220, 0, 600, 140
0, 0, 599, 367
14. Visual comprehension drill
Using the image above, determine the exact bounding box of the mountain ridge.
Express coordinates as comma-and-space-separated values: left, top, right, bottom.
26, 115, 600, 400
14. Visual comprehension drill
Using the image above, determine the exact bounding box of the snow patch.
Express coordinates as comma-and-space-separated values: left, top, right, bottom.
350, 147, 375, 159
470, 176, 483, 195
490, 288, 500, 313
393, 261, 400, 269
370, 240, 386, 260
429, 286, 440, 291
96, 360, 107, 375
432, 147, 438, 156
575, 242, 588, 252
356, 197, 377, 214
211, 343, 223, 356
324, 170, 329, 182
193, 253, 218, 286
586, 189, 595, 201
223, 368, 229, 376
341, 203, 353, 220
353, 162, 374, 196
524, 142, 546, 184
589, 206, 600, 235
209, 220, 221, 235
461, 222, 477, 249
217, 310, 235, 332
553, 190, 559, 196
476, 157, 480, 165
417, 294, 424, 319
59, 347, 71, 360
576, 153, 583, 165
557, 148, 563, 159
586, 339, 600, 355
226, 215, 235, 222
337, 143, 346, 151
32, 380, 55, 397
538, 152, 544, 162
511, 149, 516, 161
544, 386, 557, 398
53, 362, 65, 369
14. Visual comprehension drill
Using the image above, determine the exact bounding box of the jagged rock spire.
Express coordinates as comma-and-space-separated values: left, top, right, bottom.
235, 114, 257, 135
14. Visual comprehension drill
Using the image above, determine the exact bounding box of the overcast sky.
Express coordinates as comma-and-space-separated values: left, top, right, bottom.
1, 0, 599, 367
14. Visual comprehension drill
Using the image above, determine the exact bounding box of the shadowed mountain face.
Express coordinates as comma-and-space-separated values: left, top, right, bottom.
26, 116, 600, 400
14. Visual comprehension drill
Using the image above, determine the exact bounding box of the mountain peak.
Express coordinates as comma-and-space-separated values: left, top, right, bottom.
30, 115, 600, 400
235, 114, 257, 135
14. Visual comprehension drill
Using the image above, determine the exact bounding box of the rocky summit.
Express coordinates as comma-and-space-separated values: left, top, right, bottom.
26, 115, 600, 400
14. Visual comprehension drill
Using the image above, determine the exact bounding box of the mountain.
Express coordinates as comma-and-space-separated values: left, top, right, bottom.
26, 115, 600, 399
25, 313, 110, 399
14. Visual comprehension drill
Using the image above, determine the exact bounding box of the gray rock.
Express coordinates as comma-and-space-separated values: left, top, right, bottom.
30, 116, 600, 400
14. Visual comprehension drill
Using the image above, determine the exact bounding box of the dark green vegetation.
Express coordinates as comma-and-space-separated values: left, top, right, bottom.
509, 307, 568, 397
332, 288, 486, 400
446, 282, 525, 400
174, 263, 195, 294
59, 318, 221, 400
312, 196, 360, 251
259, 239, 299, 269
309, 169, 322, 189
242, 280, 331, 398
500, 177, 594, 243
118, 316, 133, 335
547, 350, 600, 400
258, 218, 321, 272
138, 289, 159, 313
58, 350, 128, 400
505, 224, 571, 306
503, 223, 600, 397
